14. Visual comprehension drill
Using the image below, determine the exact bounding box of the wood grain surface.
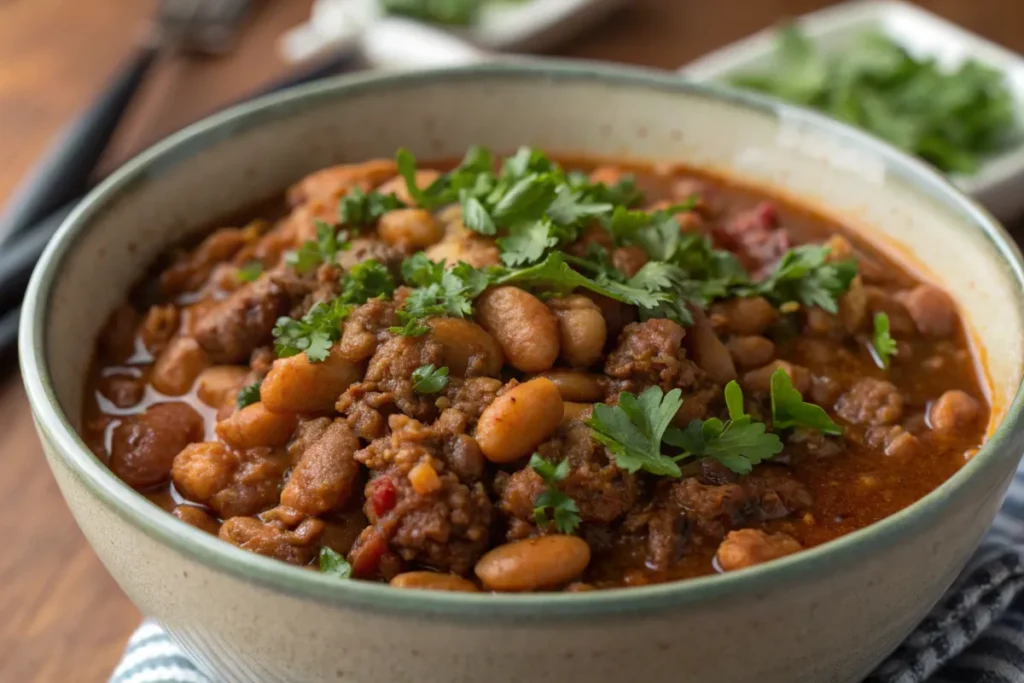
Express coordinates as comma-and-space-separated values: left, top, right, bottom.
2, 1, 1023, 681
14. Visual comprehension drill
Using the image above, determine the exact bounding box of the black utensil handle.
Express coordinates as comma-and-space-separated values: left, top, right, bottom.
0, 50, 363, 362
0, 305, 20, 370
0, 45, 159, 246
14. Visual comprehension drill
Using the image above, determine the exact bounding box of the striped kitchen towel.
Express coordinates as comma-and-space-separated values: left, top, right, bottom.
110, 462, 1024, 683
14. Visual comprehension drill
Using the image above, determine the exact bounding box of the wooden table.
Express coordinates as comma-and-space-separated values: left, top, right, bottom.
2, 1, 1022, 680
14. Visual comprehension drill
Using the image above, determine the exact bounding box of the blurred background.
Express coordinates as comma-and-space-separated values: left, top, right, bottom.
1, 1, 1022, 681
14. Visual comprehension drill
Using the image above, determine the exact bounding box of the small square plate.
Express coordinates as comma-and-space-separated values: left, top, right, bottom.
680, 0, 1024, 222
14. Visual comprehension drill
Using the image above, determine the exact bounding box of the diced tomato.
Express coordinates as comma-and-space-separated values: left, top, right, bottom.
369, 477, 397, 518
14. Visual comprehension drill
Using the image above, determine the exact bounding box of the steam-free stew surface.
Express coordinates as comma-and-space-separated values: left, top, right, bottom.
82, 149, 988, 592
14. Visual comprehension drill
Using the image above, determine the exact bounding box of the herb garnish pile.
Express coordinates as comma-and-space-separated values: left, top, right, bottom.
265, 146, 866, 540
729, 26, 1019, 174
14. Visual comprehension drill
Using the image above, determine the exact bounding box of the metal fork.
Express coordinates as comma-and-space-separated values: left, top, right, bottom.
0, 0, 251, 247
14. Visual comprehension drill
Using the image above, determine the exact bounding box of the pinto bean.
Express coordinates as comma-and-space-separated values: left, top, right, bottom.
287, 159, 397, 205
900, 284, 958, 337
150, 337, 210, 396
711, 297, 777, 335
475, 286, 560, 373
929, 390, 981, 434
540, 371, 604, 402
474, 535, 591, 591
196, 365, 250, 408
376, 170, 441, 206
475, 378, 563, 463
547, 295, 606, 369
716, 529, 802, 571
426, 317, 504, 377
260, 346, 363, 413
109, 403, 205, 491
562, 402, 593, 423
378, 209, 444, 250
685, 307, 736, 384
742, 360, 810, 394
280, 419, 361, 516
424, 236, 500, 269
726, 336, 775, 370
390, 571, 479, 592
172, 505, 220, 535
216, 402, 298, 449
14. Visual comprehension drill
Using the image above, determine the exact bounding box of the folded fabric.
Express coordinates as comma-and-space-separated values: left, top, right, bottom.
110, 463, 1024, 683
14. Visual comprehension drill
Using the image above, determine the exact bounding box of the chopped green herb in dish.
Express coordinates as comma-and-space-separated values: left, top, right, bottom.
872, 312, 898, 369
529, 453, 581, 534
412, 364, 450, 393
380, 0, 527, 27
729, 26, 1019, 173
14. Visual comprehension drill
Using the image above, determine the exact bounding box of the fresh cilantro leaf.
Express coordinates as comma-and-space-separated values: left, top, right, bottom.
412, 364, 449, 393
770, 368, 842, 435
501, 147, 554, 180
491, 174, 559, 225
461, 195, 496, 235
497, 221, 557, 266
339, 259, 396, 305
401, 251, 446, 287
396, 148, 431, 207
673, 380, 784, 475
729, 26, 1019, 173
318, 547, 352, 579
872, 312, 898, 369
396, 146, 497, 210
285, 220, 349, 275
390, 316, 432, 338
236, 260, 263, 283
491, 252, 662, 308
236, 381, 261, 409
570, 171, 643, 207
272, 298, 352, 362
588, 386, 686, 477
528, 453, 581, 534
390, 259, 488, 335
545, 187, 613, 227
757, 245, 857, 314
340, 187, 406, 228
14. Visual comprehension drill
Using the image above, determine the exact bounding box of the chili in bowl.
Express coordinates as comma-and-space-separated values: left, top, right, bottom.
21, 62, 1024, 683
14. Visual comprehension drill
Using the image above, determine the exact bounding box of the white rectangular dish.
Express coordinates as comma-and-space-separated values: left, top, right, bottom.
681, 0, 1024, 222
280, 0, 627, 69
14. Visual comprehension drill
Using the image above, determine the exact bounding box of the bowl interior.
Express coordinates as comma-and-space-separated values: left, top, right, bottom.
24, 62, 1024, 610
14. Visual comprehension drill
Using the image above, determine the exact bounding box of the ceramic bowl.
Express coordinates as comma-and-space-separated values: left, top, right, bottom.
20, 61, 1024, 683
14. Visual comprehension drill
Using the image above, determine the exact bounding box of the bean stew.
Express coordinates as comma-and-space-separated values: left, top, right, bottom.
82, 147, 989, 593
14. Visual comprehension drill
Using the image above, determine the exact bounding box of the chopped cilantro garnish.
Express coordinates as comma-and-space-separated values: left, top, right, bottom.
339, 187, 405, 228
390, 258, 489, 337
339, 259, 396, 305
491, 252, 663, 309
770, 368, 842, 435
529, 453, 581, 534
411, 364, 449, 393
461, 195, 496, 235
729, 26, 1019, 174
272, 298, 352, 362
588, 386, 688, 477
670, 380, 785, 475
872, 312, 898, 369
285, 220, 349, 275
318, 547, 352, 579
756, 245, 858, 314
236, 260, 263, 283
589, 383, 784, 477
236, 381, 261, 409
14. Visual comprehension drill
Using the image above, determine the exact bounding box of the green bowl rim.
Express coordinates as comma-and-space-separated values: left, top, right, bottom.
20, 58, 1024, 620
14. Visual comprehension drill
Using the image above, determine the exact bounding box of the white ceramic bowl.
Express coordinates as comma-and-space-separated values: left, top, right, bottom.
21, 61, 1024, 683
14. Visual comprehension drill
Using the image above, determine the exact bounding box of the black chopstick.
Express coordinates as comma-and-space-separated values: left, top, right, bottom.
0, 49, 362, 367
